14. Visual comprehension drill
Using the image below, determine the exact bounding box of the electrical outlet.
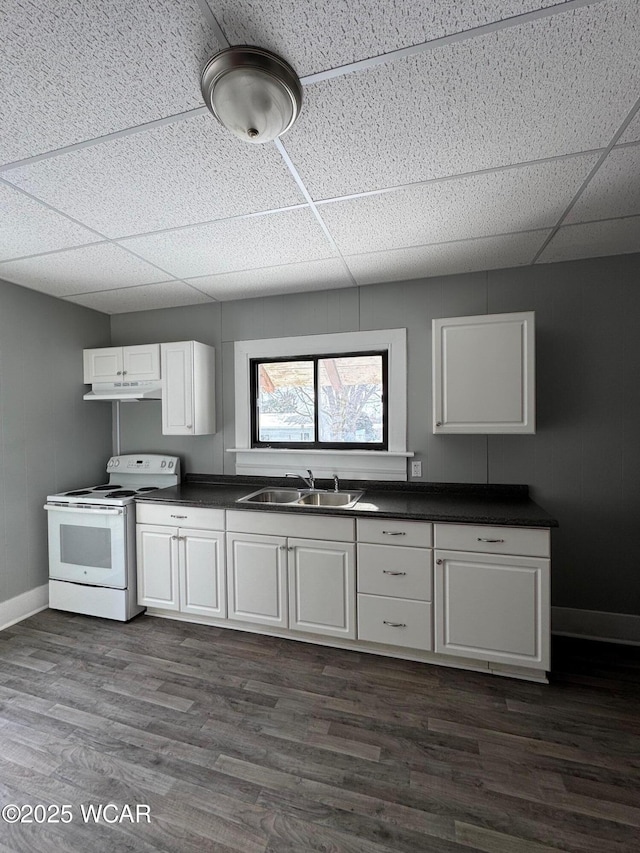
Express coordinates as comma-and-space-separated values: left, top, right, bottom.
411, 460, 422, 478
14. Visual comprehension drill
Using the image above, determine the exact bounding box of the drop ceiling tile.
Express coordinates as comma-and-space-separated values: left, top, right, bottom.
618, 112, 640, 144
346, 231, 547, 285
5, 116, 306, 238
1, 0, 221, 165
120, 208, 336, 278
319, 154, 597, 254
65, 281, 213, 314
210, 1, 571, 77
186, 257, 351, 300
0, 243, 168, 297
0, 183, 99, 260
283, 0, 640, 198
565, 147, 640, 225
536, 217, 640, 264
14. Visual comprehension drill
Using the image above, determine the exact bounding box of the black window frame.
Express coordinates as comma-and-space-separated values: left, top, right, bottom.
250, 350, 388, 451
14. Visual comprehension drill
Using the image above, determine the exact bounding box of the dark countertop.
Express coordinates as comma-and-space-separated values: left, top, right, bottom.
137, 475, 558, 528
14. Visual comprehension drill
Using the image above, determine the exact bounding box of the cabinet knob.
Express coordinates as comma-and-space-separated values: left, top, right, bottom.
288, 546, 294, 551
116, 370, 122, 375
436, 559, 443, 565
383, 621, 406, 628
186, 425, 193, 430
435, 421, 442, 427
279, 545, 287, 551
383, 570, 406, 576
122, 370, 127, 375
171, 535, 178, 540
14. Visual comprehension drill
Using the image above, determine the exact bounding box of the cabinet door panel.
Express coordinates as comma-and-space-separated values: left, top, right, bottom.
435, 550, 549, 668
433, 312, 535, 434
180, 529, 225, 618
83, 347, 123, 383
289, 539, 356, 639
136, 525, 179, 610
161, 341, 193, 434
123, 344, 160, 381
226, 532, 287, 627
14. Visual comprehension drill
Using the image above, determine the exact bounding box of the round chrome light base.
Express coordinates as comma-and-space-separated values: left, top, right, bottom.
201, 46, 303, 144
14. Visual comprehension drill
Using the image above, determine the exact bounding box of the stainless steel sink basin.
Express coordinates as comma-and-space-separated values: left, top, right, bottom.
236, 487, 364, 509
296, 491, 364, 508
237, 488, 303, 505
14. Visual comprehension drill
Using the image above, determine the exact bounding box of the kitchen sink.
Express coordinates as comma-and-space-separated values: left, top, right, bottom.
296, 491, 364, 507
237, 487, 364, 509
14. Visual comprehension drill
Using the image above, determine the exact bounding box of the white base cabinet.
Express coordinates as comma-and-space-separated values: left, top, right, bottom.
434, 522, 550, 670
136, 506, 552, 681
136, 505, 225, 618
225, 517, 356, 639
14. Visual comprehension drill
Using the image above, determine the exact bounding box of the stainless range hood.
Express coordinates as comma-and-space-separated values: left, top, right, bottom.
83, 381, 162, 401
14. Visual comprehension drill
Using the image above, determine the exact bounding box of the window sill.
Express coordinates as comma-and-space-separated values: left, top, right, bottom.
226, 448, 414, 481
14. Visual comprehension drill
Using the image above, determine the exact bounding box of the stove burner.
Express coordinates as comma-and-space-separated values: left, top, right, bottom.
105, 490, 137, 498
137, 487, 157, 492
65, 490, 93, 496
93, 484, 120, 491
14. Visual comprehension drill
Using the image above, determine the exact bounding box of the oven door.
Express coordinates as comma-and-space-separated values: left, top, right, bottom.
45, 503, 128, 588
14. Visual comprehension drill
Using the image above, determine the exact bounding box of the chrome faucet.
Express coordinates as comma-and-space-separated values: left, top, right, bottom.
285, 469, 315, 490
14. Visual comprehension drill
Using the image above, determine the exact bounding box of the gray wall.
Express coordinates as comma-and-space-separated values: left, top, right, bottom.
0, 279, 112, 605
110, 253, 640, 618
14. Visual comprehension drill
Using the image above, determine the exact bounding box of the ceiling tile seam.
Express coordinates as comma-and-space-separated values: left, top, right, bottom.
0, 107, 209, 174
0, 239, 108, 266
298, 0, 608, 85
340, 226, 553, 261
183, 255, 346, 283
112, 203, 310, 243
0, 176, 205, 292
532, 94, 640, 264
614, 139, 640, 151
63, 280, 219, 301
274, 139, 358, 287
312, 147, 607, 207
194, 0, 230, 48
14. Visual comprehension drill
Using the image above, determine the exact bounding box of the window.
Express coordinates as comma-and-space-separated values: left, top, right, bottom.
251, 352, 388, 449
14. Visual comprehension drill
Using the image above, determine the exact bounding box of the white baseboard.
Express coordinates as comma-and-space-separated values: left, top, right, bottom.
552, 606, 640, 646
0, 584, 49, 631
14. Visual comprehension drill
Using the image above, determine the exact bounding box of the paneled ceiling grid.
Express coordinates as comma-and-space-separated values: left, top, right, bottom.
0, 0, 638, 312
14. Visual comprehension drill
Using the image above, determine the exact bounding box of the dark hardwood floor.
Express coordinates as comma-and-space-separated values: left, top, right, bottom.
0, 610, 638, 853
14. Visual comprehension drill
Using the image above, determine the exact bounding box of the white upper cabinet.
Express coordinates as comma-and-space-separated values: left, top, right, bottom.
83, 344, 160, 383
432, 311, 535, 434
161, 341, 216, 435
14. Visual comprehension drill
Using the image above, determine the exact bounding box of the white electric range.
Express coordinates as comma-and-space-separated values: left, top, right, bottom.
45, 454, 180, 621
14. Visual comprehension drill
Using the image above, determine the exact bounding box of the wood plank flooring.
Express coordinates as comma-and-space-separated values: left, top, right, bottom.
0, 610, 638, 852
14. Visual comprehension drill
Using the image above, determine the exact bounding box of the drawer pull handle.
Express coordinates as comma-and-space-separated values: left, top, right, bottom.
383, 621, 407, 628
171, 515, 187, 519
477, 537, 504, 543
382, 531, 406, 536
383, 570, 406, 576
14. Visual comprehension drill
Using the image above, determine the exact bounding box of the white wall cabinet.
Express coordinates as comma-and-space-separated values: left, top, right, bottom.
434, 522, 550, 669
136, 505, 226, 618
432, 311, 535, 434
83, 344, 160, 383
161, 340, 215, 435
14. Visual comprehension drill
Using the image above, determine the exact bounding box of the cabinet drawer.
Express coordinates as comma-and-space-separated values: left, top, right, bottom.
136, 503, 225, 530
434, 523, 549, 557
358, 594, 432, 651
357, 518, 432, 548
357, 544, 432, 600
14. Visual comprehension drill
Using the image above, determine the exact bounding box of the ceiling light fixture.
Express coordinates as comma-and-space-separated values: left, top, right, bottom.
201, 46, 303, 144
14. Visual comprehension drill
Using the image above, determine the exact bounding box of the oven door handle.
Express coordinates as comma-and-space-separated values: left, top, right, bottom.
44, 504, 123, 515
